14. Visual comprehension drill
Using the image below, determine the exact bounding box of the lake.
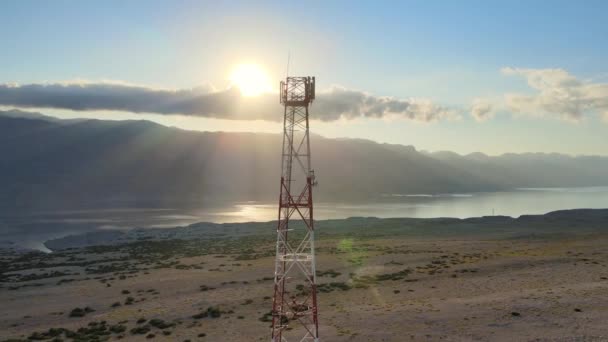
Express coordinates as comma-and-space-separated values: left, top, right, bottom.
2, 186, 608, 251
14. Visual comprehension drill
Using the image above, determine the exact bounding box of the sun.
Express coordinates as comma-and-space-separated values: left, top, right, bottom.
229, 63, 272, 97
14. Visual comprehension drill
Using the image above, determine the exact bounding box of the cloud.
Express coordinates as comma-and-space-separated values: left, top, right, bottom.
0, 82, 457, 123
470, 99, 494, 122
0, 82, 252, 118
314, 86, 457, 122
501, 67, 608, 121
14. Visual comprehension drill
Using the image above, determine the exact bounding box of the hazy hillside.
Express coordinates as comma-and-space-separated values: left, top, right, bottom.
426, 150, 608, 189
1, 112, 608, 211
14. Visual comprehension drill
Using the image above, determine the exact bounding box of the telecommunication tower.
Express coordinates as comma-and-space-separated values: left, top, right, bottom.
271, 76, 319, 342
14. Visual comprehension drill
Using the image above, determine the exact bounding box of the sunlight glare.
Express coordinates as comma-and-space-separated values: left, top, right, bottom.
229, 63, 272, 97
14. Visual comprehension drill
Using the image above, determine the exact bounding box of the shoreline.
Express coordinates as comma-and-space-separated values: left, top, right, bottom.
40, 208, 608, 251
2, 208, 607, 253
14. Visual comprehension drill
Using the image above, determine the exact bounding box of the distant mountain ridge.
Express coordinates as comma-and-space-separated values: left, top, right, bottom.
1, 110, 608, 211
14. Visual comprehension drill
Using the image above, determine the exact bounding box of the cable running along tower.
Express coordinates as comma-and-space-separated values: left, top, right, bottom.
271, 76, 319, 342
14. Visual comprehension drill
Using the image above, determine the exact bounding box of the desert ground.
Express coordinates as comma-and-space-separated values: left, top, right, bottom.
2, 210, 608, 341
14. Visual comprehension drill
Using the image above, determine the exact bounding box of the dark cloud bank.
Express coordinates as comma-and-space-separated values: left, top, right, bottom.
0, 82, 455, 122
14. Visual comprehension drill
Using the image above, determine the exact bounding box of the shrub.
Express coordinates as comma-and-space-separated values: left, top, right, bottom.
130, 326, 150, 335
192, 306, 221, 319
207, 306, 221, 318
192, 311, 208, 319
259, 311, 273, 322
110, 325, 127, 333
68, 307, 94, 318
149, 319, 174, 329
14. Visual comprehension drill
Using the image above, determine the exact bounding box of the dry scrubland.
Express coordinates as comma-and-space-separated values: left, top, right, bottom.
2, 210, 608, 341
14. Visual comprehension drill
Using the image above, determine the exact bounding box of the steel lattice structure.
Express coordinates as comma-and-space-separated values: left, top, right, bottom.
271, 76, 319, 342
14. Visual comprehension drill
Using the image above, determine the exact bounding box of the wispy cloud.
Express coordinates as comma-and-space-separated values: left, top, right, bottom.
470, 98, 494, 122
501, 67, 608, 121
0, 82, 457, 123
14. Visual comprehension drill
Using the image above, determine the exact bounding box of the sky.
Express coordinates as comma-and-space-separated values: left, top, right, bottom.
1, 0, 608, 155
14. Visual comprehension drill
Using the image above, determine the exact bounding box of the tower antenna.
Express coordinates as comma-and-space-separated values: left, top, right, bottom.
272, 75, 319, 341
286, 50, 291, 77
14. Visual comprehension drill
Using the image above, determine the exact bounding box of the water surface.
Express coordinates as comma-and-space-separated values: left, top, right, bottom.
2, 186, 608, 250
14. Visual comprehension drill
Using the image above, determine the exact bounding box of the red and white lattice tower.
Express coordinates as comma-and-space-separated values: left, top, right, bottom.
271, 76, 319, 342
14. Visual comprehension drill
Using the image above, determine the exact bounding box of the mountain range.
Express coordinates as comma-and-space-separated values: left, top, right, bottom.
2, 109, 608, 211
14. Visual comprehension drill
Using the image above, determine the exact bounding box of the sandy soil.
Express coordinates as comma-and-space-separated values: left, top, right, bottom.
2, 229, 608, 341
